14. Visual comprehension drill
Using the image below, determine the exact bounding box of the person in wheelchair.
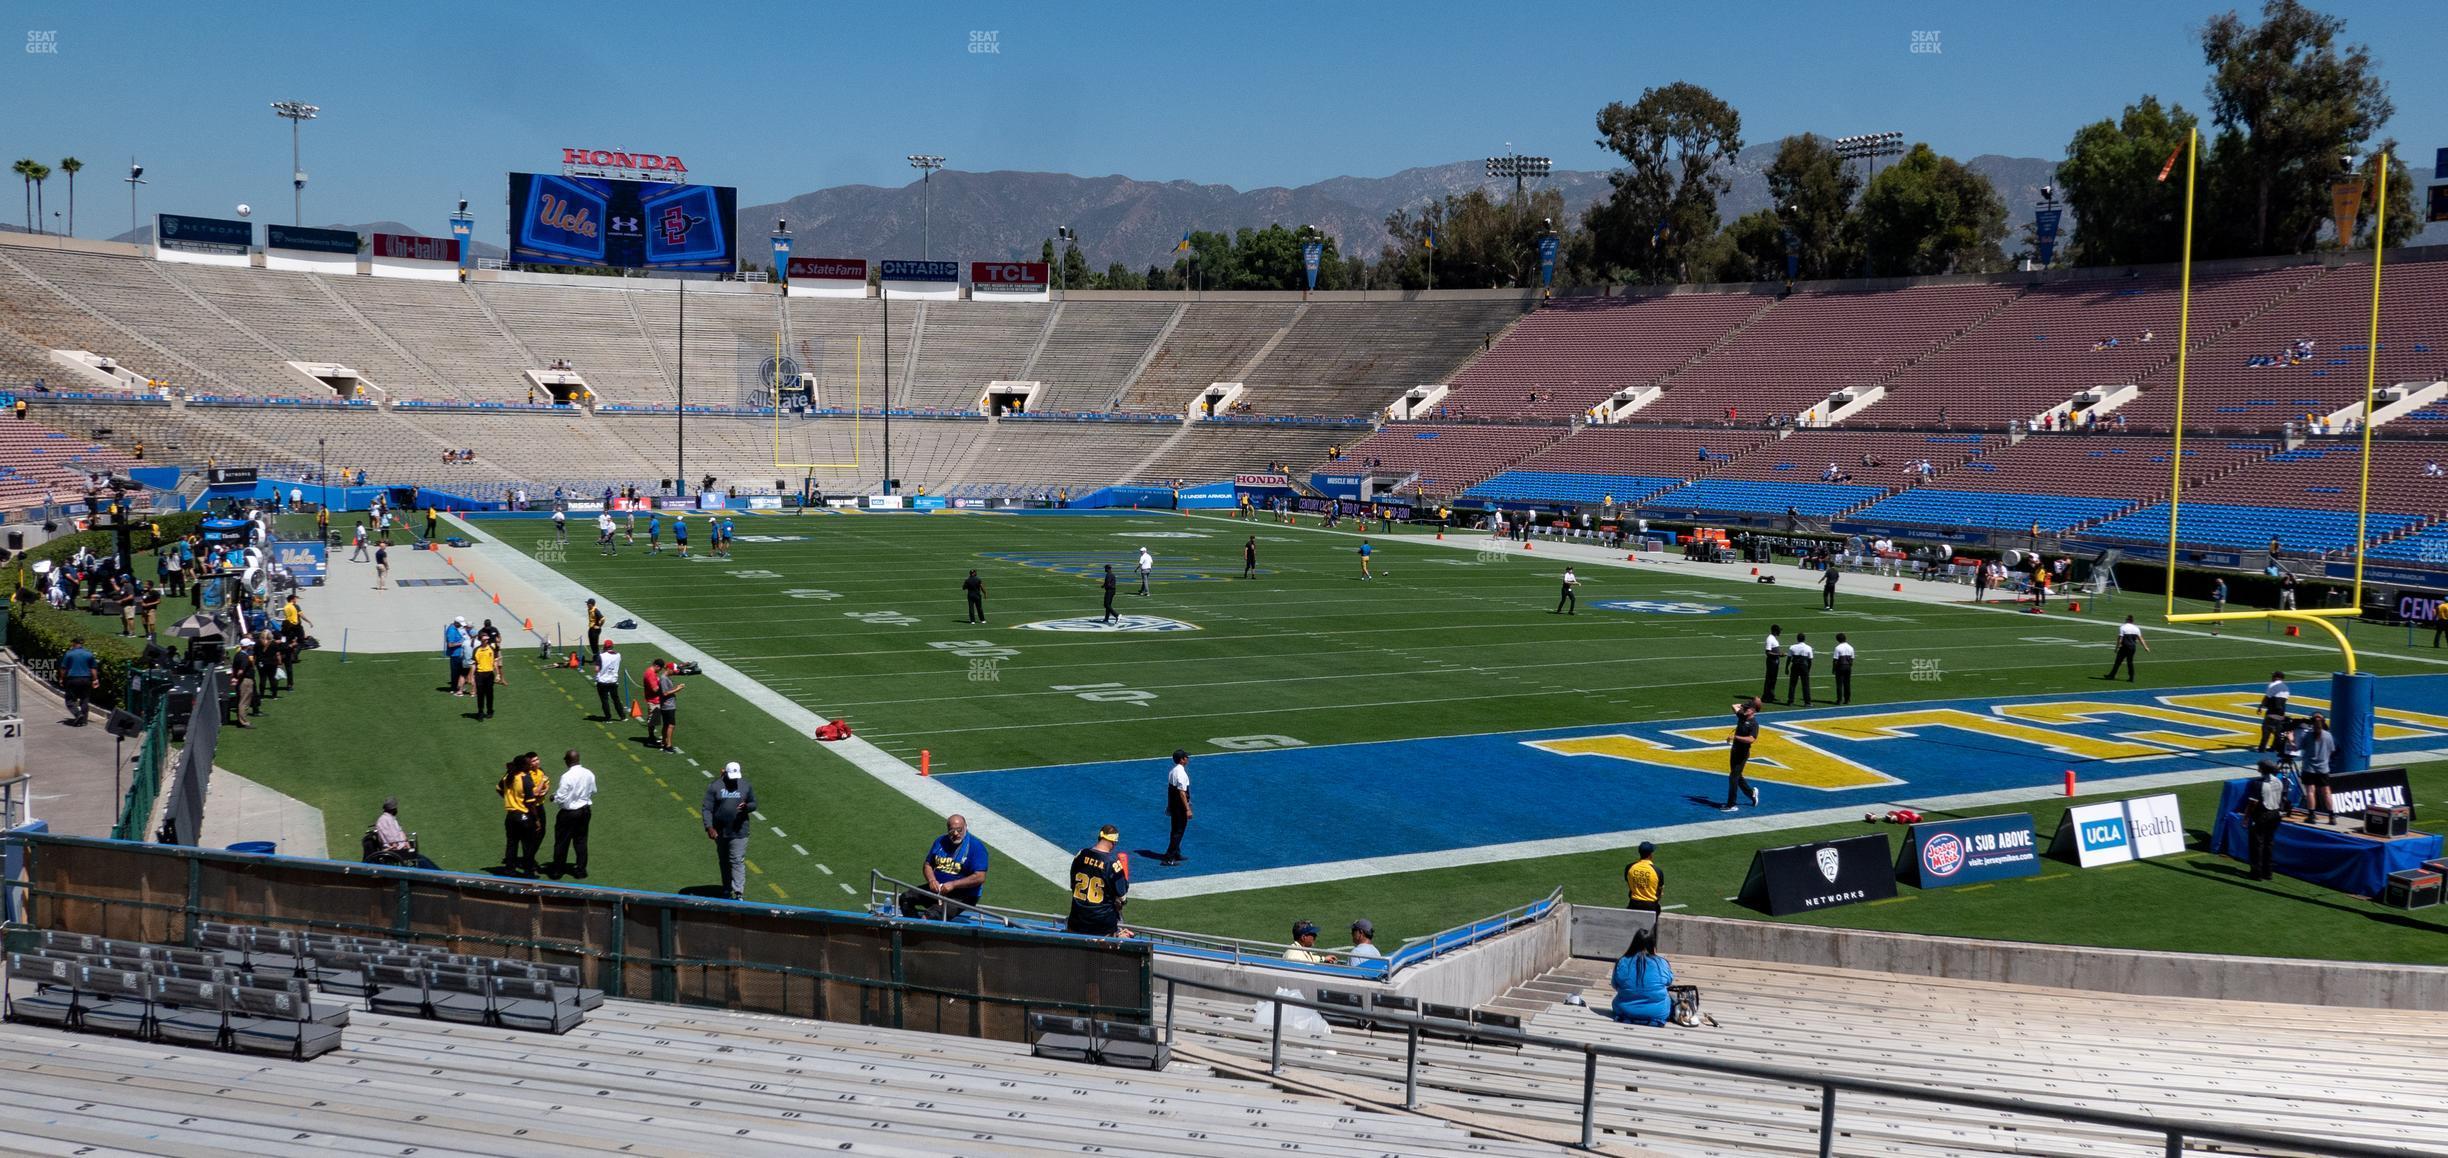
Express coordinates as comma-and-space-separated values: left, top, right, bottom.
363, 797, 439, 870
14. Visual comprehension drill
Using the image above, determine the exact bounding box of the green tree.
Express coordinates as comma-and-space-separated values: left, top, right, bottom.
1762, 134, 1861, 280
57, 156, 80, 238
1856, 143, 2009, 276
1095, 262, 1145, 291
2058, 96, 2198, 266
27, 162, 50, 234
10, 159, 34, 231
1709, 209, 1788, 284
1379, 190, 1572, 290
1582, 81, 1744, 284
2197, 0, 2393, 257
1060, 241, 1090, 289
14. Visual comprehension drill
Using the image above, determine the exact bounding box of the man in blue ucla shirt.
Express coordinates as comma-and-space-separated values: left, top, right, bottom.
921, 813, 990, 910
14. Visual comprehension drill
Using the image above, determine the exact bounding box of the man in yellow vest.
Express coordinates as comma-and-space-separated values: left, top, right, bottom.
498, 752, 549, 877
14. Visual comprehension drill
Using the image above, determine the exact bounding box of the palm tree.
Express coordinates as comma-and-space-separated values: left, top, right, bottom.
57, 157, 80, 237
29, 162, 50, 234
10, 158, 34, 231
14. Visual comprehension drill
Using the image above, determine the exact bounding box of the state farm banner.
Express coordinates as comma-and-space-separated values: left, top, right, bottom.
370, 233, 461, 263
787, 257, 867, 282
970, 261, 1050, 298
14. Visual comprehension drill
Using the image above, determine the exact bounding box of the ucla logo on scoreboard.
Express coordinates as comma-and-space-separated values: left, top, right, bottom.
1591, 599, 1738, 615
1016, 615, 1200, 633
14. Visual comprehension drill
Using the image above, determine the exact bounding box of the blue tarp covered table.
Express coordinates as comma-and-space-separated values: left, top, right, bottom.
2210, 779, 2442, 896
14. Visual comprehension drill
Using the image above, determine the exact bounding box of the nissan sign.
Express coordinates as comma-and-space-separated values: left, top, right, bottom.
970, 261, 1050, 290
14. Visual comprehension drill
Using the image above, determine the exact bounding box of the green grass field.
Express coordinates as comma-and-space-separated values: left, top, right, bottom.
198, 509, 2448, 963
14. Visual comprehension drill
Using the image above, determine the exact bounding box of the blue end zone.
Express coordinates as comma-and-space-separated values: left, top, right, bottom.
948, 675, 2448, 881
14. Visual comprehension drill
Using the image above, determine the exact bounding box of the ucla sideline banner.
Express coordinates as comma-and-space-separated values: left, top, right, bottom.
272, 540, 328, 586
1738, 833, 1894, 916
1899, 813, 2040, 889
2050, 792, 2184, 868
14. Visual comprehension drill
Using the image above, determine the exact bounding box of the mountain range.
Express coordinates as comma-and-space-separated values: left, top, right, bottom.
73, 146, 2443, 266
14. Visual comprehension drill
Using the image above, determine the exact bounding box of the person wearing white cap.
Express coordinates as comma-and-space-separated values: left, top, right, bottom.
701, 761, 757, 901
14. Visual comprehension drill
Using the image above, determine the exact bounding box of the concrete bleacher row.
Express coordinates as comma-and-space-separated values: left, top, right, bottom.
0, 243, 1511, 420
0, 971, 1556, 1158
1167, 954, 2448, 1157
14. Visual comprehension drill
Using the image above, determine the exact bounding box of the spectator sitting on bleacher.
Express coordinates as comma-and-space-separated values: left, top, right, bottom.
1284, 920, 1341, 966
2424, 461, 2444, 479
1346, 919, 1383, 962
1607, 927, 1674, 1027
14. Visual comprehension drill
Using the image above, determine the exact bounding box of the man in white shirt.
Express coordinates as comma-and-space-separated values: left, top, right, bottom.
1346, 919, 1384, 961
2104, 616, 2147, 681
550, 749, 597, 879
2257, 672, 2291, 753
1784, 633, 1817, 706
597, 512, 617, 556
1160, 749, 1192, 865
1832, 632, 1857, 705
594, 640, 627, 721
551, 505, 568, 543
1136, 547, 1154, 596
1555, 566, 1578, 615
1761, 626, 1784, 704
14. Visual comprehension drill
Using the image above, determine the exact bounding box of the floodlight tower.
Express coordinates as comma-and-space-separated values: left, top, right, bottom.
907, 154, 946, 258
271, 100, 320, 226
1833, 131, 1904, 275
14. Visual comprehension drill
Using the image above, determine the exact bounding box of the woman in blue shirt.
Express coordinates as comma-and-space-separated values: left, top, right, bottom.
1608, 927, 1674, 1027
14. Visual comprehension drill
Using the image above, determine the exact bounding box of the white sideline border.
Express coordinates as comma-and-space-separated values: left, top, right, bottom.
443, 514, 1080, 886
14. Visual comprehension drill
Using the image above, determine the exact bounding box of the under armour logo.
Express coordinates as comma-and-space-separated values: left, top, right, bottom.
608, 215, 641, 235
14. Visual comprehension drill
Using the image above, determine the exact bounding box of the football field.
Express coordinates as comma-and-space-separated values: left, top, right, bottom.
447, 507, 2448, 944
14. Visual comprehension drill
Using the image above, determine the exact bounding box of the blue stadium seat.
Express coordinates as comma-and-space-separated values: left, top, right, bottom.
1848, 489, 2128, 533
1644, 479, 1886, 518
2086, 502, 2422, 553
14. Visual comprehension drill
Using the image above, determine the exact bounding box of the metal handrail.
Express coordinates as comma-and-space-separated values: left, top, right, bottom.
867, 871, 1558, 975
1154, 970, 2431, 1158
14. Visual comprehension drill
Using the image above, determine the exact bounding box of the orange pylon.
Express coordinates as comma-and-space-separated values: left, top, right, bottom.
630, 701, 644, 719
522, 617, 533, 631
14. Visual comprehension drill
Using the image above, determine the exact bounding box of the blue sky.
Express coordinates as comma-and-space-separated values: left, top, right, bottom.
1, 1, 2440, 237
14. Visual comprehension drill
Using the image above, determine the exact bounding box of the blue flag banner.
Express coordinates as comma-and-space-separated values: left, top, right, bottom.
449, 216, 474, 269
2034, 208, 2063, 266
1302, 241, 1323, 292
1538, 235, 1559, 287
772, 233, 793, 281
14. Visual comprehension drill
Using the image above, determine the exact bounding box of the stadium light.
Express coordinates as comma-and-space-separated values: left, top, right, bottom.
1054, 225, 1077, 292
1834, 131, 1904, 275
1483, 153, 1552, 198
908, 154, 946, 258
124, 159, 144, 235
271, 101, 320, 226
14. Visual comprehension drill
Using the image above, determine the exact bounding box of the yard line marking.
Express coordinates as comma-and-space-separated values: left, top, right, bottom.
753, 812, 765, 821
1660, 904, 1688, 912
792, 844, 809, 857
771, 827, 788, 839
456, 516, 1078, 885
815, 863, 833, 875
747, 860, 764, 875
838, 883, 856, 895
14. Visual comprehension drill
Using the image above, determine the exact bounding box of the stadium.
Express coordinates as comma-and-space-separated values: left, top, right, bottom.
1, 3, 2446, 1155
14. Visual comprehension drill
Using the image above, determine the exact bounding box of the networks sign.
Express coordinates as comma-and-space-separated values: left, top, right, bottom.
157, 213, 252, 252
880, 259, 959, 283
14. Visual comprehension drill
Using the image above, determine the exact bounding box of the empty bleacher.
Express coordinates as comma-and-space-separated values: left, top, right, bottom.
1869, 267, 2318, 427
1168, 954, 2448, 1157
905, 300, 1048, 410
1442, 293, 1770, 421
1642, 284, 2019, 423
1027, 301, 1181, 411
1122, 302, 1300, 412
476, 281, 676, 405
1846, 434, 2272, 533
1333, 423, 1571, 497
1241, 299, 1530, 418
2122, 259, 2448, 430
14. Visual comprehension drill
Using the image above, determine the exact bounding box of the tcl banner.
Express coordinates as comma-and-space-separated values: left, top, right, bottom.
787, 257, 868, 281
370, 233, 460, 263
970, 261, 1049, 290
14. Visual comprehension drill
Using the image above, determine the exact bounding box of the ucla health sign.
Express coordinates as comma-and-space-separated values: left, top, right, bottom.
2051, 793, 2184, 868
1900, 813, 2040, 888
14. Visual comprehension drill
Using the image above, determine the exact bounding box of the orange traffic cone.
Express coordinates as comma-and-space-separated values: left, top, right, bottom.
522, 617, 533, 631
630, 701, 644, 719
1523, 541, 1533, 551
493, 592, 501, 605
2067, 601, 2081, 613
1750, 567, 1759, 576
1892, 582, 1903, 592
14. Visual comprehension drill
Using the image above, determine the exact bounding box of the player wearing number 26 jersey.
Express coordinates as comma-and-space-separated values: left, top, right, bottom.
1065, 826, 1131, 936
